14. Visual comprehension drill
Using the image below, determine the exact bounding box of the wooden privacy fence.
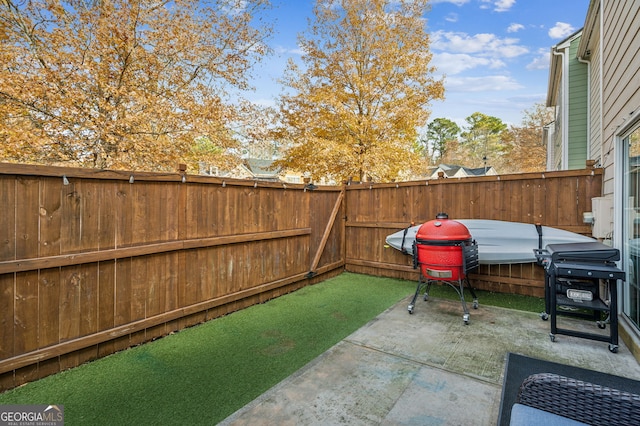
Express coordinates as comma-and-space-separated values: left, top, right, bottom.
344, 167, 602, 296
0, 163, 345, 391
0, 163, 601, 391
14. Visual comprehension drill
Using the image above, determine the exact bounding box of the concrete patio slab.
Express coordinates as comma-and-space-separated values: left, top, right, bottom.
220, 295, 640, 425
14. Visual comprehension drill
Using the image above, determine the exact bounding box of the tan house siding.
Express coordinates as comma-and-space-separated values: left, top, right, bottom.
601, 0, 640, 197
569, 0, 640, 362
577, 0, 601, 166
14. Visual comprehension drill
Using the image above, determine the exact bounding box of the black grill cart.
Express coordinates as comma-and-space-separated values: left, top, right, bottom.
534, 242, 625, 353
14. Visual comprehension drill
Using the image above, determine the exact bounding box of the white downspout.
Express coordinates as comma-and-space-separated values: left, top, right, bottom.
577, 55, 591, 160
552, 47, 568, 169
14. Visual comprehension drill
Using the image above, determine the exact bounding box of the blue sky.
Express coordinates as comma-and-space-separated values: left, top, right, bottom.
244, 0, 590, 127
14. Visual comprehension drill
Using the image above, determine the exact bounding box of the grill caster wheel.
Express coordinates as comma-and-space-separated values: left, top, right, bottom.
609, 344, 619, 353
423, 294, 429, 301
472, 299, 478, 309
597, 321, 606, 329
549, 333, 555, 342
540, 312, 549, 321
408, 305, 414, 314
463, 314, 470, 325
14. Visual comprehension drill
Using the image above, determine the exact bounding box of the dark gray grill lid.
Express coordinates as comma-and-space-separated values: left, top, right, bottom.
545, 242, 620, 262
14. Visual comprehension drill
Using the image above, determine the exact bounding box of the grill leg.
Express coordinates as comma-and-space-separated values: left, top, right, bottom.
424, 279, 434, 301
439, 278, 472, 324
455, 279, 471, 324
409, 275, 478, 324
408, 275, 427, 314
464, 277, 479, 309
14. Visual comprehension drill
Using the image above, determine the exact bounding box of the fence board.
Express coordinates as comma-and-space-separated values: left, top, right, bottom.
0, 273, 14, 360
14, 271, 39, 353
39, 269, 60, 348
61, 180, 82, 254
114, 258, 132, 327
544, 175, 560, 225
40, 179, 62, 257
131, 256, 148, 322
98, 261, 115, 332
82, 181, 102, 252
531, 180, 545, 222
485, 180, 502, 219
0, 177, 15, 260
59, 266, 81, 342
97, 182, 116, 250
115, 182, 134, 248
15, 177, 39, 260
81, 264, 98, 337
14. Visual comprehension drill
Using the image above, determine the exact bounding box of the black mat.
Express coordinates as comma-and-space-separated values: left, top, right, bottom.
498, 352, 640, 426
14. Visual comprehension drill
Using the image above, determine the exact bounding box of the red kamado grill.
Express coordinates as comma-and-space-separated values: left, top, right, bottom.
409, 213, 479, 324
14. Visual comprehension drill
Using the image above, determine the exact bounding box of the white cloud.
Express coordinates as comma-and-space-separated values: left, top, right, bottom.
274, 45, 305, 56
431, 30, 528, 58
222, 0, 248, 16
433, 52, 505, 75
494, 0, 516, 12
445, 13, 459, 23
289, 48, 305, 56
526, 48, 550, 70
548, 22, 575, 39
430, 0, 470, 5
480, 0, 516, 12
507, 23, 524, 33
247, 97, 277, 108
444, 75, 524, 92
507, 93, 547, 105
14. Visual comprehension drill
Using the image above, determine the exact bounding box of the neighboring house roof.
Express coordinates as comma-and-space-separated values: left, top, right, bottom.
426, 164, 497, 179
465, 167, 497, 177
244, 158, 281, 181
198, 158, 282, 181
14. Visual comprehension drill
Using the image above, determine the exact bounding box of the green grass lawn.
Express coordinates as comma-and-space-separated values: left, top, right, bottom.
0, 272, 543, 425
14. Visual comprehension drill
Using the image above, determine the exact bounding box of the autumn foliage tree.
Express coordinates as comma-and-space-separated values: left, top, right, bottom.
420, 117, 460, 165
0, 0, 272, 171
273, 0, 444, 183
459, 112, 508, 169
502, 102, 553, 173
421, 103, 553, 174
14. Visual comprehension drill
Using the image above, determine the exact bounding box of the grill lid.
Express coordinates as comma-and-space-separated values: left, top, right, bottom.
545, 242, 620, 262
416, 213, 472, 243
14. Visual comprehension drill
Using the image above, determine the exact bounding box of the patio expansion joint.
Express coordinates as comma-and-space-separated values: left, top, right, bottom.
342, 336, 502, 388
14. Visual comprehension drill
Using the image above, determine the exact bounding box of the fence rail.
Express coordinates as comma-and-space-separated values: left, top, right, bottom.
0, 163, 602, 391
